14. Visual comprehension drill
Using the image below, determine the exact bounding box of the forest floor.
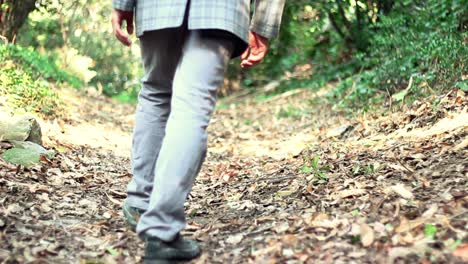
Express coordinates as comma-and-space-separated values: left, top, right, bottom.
1, 84, 467, 264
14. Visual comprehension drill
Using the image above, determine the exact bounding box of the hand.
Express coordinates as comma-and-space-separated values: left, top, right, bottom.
111, 9, 134, 46
240, 31, 269, 68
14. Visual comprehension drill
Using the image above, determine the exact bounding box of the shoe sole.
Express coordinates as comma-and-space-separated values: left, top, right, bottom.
143, 260, 182, 264
143, 254, 200, 264
144, 247, 201, 262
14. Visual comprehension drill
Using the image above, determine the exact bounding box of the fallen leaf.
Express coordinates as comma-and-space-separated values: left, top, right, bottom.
281, 234, 297, 245
453, 137, 468, 151
453, 243, 468, 261
360, 223, 374, 247
6, 204, 23, 215
335, 188, 366, 199
390, 184, 414, 199
226, 233, 244, 245
421, 204, 438, 218
274, 222, 290, 233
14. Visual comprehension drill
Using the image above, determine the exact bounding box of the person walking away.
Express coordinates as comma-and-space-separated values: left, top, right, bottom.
111, 0, 286, 261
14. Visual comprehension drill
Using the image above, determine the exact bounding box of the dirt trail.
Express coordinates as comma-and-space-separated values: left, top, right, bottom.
1, 87, 467, 263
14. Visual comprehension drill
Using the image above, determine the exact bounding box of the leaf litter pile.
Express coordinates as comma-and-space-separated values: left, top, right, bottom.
1, 87, 467, 263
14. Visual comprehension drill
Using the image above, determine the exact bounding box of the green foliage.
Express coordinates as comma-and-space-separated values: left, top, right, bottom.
239, 0, 466, 111
12, 0, 465, 110
302, 155, 329, 182
277, 105, 305, 119
0, 44, 71, 116
362, 0, 465, 90
424, 224, 437, 239
0, 44, 82, 87
17, 0, 142, 97
335, 0, 465, 109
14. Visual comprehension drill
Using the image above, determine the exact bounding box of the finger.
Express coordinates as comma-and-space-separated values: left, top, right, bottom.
115, 27, 131, 46
112, 14, 131, 46
241, 51, 266, 68
111, 15, 120, 33
126, 18, 134, 35
246, 50, 267, 64
240, 61, 253, 68
240, 47, 250, 61
241, 60, 255, 68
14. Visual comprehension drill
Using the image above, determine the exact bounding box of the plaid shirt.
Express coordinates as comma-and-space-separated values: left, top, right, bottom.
112, 0, 285, 43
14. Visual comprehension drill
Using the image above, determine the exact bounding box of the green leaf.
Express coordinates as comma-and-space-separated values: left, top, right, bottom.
312, 155, 320, 168
353, 166, 361, 175
317, 171, 328, 180
424, 224, 437, 239
449, 239, 462, 251
392, 89, 409, 102
106, 247, 120, 256
455, 81, 468, 91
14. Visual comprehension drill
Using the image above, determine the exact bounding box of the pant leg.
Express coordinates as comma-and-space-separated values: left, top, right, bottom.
126, 28, 186, 210
136, 31, 234, 240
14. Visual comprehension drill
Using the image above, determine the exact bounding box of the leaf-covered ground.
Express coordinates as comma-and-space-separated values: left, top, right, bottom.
1, 86, 467, 263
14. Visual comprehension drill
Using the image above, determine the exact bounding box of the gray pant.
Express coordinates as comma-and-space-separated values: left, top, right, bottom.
126, 27, 233, 241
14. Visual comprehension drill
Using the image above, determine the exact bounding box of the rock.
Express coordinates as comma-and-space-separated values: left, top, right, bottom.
326, 124, 354, 138
10, 140, 54, 159
263, 80, 281, 92
1, 148, 40, 167
1, 140, 54, 167
0, 112, 42, 145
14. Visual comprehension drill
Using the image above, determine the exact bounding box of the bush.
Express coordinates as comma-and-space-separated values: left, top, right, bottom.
0, 44, 82, 88
17, 0, 142, 98
329, 0, 467, 109
0, 44, 70, 116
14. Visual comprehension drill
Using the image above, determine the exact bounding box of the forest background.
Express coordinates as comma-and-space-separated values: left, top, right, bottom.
0, 0, 466, 116
1, 1, 467, 263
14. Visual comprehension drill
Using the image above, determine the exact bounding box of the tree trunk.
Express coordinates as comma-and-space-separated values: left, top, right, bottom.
0, 0, 37, 42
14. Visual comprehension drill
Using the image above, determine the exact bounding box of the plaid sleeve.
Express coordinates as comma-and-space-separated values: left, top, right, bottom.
112, 0, 135, 11
250, 0, 286, 39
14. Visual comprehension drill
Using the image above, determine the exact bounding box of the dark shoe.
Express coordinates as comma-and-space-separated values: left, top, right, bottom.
122, 202, 145, 231
144, 234, 201, 261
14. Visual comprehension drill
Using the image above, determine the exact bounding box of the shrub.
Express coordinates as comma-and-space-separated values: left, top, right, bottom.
0, 44, 70, 116
327, 0, 467, 109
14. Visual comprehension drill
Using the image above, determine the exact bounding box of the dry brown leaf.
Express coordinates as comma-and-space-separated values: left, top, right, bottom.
388, 247, 413, 262
274, 222, 290, 233
281, 234, 297, 245
453, 243, 468, 261
226, 233, 244, 245
453, 137, 468, 151
387, 163, 410, 172
396, 218, 425, 233
335, 188, 366, 199
421, 204, 438, 218
390, 184, 414, 199
360, 223, 374, 247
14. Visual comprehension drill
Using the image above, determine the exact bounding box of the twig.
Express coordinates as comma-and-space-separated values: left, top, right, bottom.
110, 237, 129, 249
221, 89, 255, 104
245, 225, 272, 237
104, 191, 123, 206
372, 194, 389, 215
393, 201, 400, 218
395, 158, 414, 173
0, 35, 8, 45
449, 210, 467, 220
246, 175, 296, 184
